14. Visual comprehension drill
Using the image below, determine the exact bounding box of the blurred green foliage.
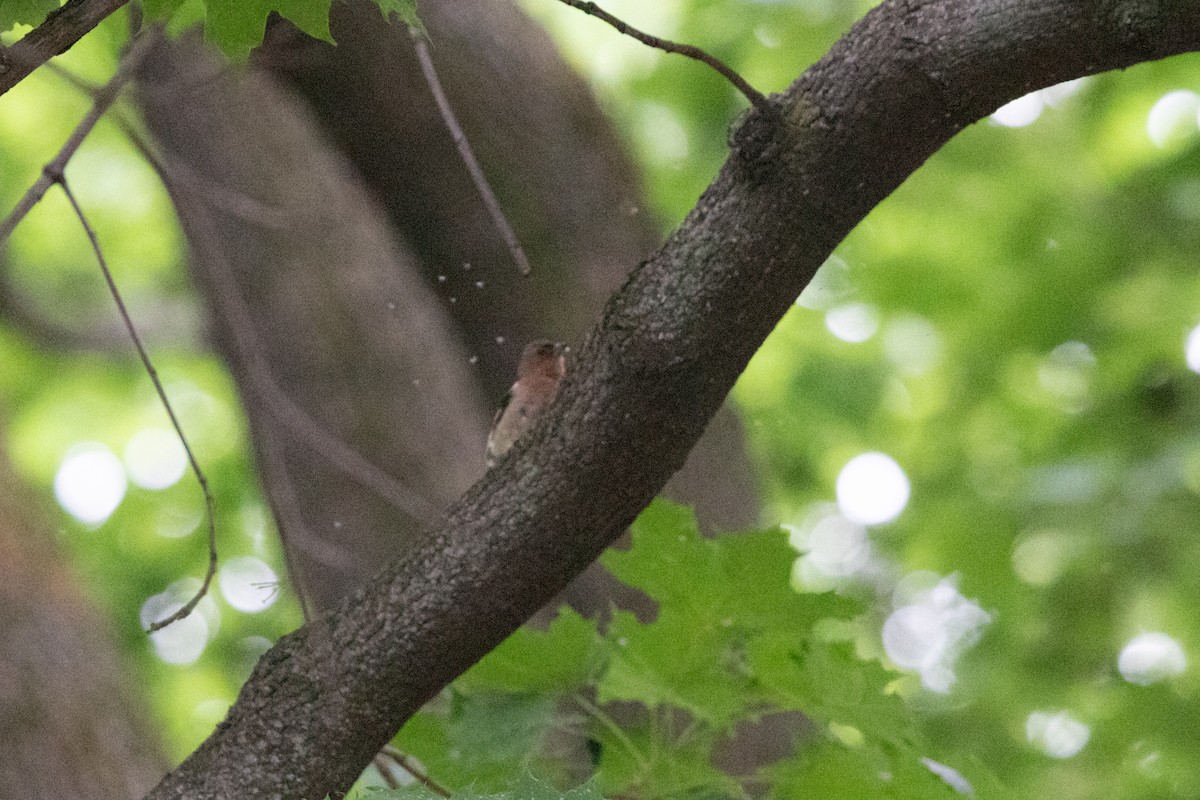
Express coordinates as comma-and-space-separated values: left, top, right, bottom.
3, 0, 1200, 797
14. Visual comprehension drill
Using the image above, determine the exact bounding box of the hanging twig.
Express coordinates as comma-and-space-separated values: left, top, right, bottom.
0, 33, 217, 632
411, 32, 532, 277
51, 174, 219, 633
553, 0, 769, 110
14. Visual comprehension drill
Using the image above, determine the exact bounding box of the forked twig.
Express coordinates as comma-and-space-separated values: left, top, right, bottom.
0, 34, 154, 245
411, 33, 532, 276
554, 0, 769, 110
53, 175, 218, 633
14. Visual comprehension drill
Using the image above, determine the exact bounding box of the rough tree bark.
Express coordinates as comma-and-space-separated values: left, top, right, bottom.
142, 1, 1200, 798
0, 0, 129, 96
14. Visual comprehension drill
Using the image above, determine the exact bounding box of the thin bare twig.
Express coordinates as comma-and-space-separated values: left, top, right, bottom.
411, 33, 532, 277
554, 0, 769, 110
381, 745, 452, 797
52, 175, 218, 633
0, 33, 153, 245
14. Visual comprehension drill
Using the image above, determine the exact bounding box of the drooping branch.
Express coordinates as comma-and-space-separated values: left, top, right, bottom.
145, 2, 1200, 798
55, 172, 219, 632
0, 0, 129, 97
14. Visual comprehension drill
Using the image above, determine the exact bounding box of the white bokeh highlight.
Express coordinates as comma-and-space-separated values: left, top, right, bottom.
1147, 90, 1200, 148
825, 303, 879, 343
1026, 711, 1090, 759
837, 452, 910, 525
1185, 323, 1200, 373
992, 79, 1088, 129
218, 556, 280, 613
1118, 632, 1186, 685
797, 255, 853, 310
124, 428, 188, 490
883, 575, 991, 693
140, 581, 217, 665
1038, 341, 1096, 410
883, 315, 942, 376
787, 506, 872, 591
993, 92, 1044, 127
54, 443, 127, 525
921, 757, 974, 797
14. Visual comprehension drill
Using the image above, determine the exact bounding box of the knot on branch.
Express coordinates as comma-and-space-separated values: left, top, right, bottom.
727, 98, 788, 182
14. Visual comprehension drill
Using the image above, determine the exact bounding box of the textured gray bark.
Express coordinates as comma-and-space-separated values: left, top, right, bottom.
143, 1, 1200, 798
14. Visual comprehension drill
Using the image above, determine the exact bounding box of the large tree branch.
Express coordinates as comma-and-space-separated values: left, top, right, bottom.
0, 0, 128, 97
146, 1, 1200, 798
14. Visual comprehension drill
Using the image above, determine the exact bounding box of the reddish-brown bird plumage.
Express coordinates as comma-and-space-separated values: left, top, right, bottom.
486, 340, 568, 467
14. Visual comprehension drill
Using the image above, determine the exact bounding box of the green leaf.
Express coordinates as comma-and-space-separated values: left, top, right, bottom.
459, 608, 604, 694
0, 0, 58, 30
768, 740, 965, 800
394, 692, 565, 792
363, 774, 605, 800
590, 713, 741, 799
203, 0, 333, 60
597, 500, 861, 727
139, 0, 185, 23
365, 0, 423, 34
749, 637, 913, 748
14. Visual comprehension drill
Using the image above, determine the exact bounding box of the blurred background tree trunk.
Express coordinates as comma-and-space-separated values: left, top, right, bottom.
0, 439, 166, 799
137, 0, 760, 615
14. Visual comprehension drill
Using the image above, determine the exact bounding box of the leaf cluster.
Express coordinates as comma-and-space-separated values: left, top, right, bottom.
393, 501, 974, 799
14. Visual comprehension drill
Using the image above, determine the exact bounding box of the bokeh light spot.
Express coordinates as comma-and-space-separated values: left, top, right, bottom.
797, 255, 853, 310
883, 315, 941, 375
54, 443, 127, 525
788, 507, 871, 591
1118, 632, 1186, 685
218, 556, 280, 613
140, 582, 215, 665
1038, 341, 1096, 411
882, 575, 990, 693
124, 428, 188, 490
1147, 90, 1200, 148
837, 452, 910, 525
992, 92, 1044, 127
1185, 323, 1200, 373
1026, 711, 1090, 758
825, 303, 879, 343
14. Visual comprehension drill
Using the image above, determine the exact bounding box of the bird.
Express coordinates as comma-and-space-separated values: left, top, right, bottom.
486, 340, 568, 467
